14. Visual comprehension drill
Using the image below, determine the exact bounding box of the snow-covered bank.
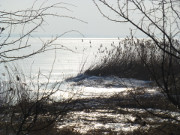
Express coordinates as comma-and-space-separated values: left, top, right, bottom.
61, 74, 154, 99
66, 74, 152, 88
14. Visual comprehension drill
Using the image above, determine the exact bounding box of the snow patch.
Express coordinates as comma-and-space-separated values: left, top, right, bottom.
66, 74, 152, 88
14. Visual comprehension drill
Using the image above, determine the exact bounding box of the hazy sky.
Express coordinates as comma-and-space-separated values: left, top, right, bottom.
1, 0, 138, 38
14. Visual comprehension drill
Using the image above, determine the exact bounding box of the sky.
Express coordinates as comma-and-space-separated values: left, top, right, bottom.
0, 0, 140, 38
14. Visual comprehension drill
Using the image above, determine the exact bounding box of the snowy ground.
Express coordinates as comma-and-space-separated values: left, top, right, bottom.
52, 74, 156, 99
1, 71, 179, 134
53, 75, 180, 134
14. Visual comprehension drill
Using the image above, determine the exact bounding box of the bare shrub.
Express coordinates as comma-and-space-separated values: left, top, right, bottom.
0, 64, 76, 135
92, 0, 180, 110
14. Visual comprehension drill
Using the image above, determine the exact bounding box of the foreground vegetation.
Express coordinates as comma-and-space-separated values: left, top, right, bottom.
0, 86, 180, 135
